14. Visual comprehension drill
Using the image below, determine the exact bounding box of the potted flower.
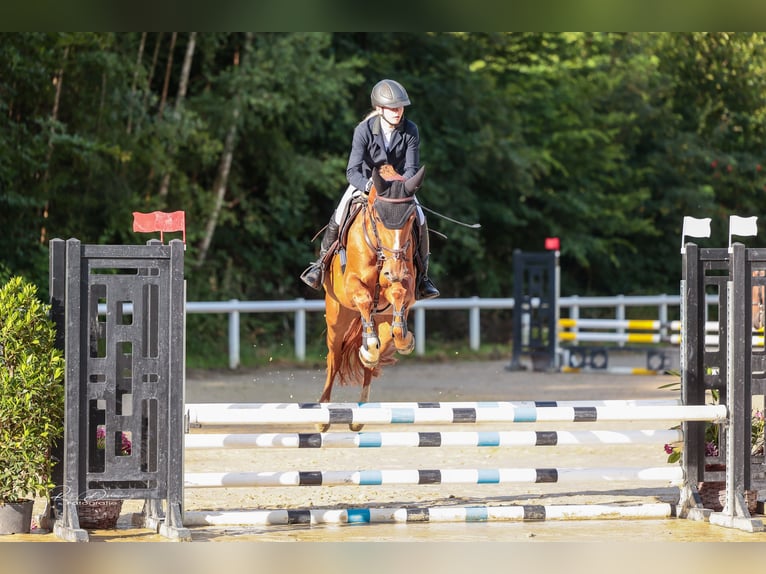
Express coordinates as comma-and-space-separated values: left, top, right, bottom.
95, 425, 132, 456
663, 389, 765, 462
0, 277, 65, 534
661, 380, 763, 512
663, 388, 721, 463
74, 425, 133, 530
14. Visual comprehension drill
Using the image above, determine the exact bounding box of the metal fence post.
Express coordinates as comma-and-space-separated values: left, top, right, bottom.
229, 299, 240, 370
295, 298, 306, 362
469, 296, 480, 351
415, 306, 426, 356
616, 294, 626, 347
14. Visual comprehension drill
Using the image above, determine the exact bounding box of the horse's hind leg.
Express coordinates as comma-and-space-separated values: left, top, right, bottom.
317, 367, 338, 433
350, 369, 374, 432
318, 297, 344, 432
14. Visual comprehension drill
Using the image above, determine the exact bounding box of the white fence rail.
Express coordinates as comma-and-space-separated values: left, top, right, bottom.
183, 294, 693, 369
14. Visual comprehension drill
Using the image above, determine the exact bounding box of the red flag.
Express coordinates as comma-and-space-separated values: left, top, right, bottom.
132, 211, 186, 244
545, 237, 560, 251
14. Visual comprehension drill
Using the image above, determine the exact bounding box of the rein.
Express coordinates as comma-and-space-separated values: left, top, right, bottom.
361, 199, 415, 316
362, 202, 414, 264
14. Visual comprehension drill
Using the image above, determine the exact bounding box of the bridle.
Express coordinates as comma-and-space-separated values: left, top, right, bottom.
359, 194, 416, 343
362, 195, 415, 266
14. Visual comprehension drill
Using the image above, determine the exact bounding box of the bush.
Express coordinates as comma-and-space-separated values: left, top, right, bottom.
0, 277, 65, 502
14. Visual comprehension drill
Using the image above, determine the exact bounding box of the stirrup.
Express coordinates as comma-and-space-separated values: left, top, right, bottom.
300, 263, 324, 290
417, 277, 440, 300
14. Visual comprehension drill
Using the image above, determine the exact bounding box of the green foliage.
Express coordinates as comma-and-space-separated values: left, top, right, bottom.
4, 32, 766, 356
0, 277, 65, 502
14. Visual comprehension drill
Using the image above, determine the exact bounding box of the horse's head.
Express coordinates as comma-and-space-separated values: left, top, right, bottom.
367, 166, 425, 289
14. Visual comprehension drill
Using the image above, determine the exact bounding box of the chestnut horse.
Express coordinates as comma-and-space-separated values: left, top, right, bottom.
318, 165, 424, 430
754, 269, 765, 331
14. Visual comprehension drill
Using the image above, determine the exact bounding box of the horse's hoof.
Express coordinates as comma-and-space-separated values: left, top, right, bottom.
317, 423, 330, 433
397, 336, 415, 355
349, 423, 364, 432
359, 345, 380, 368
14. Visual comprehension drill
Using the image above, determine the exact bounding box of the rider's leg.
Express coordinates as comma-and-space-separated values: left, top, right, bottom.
300, 185, 356, 290
414, 206, 440, 300
300, 219, 340, 289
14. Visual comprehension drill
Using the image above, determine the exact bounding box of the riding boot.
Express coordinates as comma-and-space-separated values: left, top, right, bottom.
415, 220, 440, 300
300, 219, 340, 290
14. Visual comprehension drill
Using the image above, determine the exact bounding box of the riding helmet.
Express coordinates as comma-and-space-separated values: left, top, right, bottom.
371, 79, 411, 109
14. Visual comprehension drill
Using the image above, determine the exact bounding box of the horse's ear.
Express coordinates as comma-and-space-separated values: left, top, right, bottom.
404, 165, 426, 195
371, 167, 386, 195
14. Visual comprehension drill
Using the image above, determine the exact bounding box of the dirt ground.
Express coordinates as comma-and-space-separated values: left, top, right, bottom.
5, 351, 766, 543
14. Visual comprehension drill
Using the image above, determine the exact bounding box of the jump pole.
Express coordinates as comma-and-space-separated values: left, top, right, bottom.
183, 503, 676, 527
184, 429, 682, 450
184, 466, 684, 488
185, 403, 725, 426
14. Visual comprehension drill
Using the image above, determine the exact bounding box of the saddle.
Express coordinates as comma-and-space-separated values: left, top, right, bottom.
319, 197, 366, 270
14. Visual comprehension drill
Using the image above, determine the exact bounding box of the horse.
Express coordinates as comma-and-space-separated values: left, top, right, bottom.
317, 165, 425, 431
753, 269, 765, 331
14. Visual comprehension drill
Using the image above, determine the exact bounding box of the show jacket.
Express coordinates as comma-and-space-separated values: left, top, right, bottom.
346, 115, 420, 191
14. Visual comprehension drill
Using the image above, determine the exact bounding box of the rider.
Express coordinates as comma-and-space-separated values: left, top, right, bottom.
300, 78, 440, 300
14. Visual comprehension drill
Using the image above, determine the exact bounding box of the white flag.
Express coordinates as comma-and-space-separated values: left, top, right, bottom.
730, 215, 758, 237
682, 216, 712, 239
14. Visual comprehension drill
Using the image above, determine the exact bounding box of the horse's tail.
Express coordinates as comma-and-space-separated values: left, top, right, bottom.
337, 316, 398, 386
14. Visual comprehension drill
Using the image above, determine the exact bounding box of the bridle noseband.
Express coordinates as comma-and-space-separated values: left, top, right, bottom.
360, 194, 415, 326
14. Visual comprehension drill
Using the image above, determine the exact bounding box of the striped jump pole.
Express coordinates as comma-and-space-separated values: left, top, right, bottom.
190, 399, 681, 411
184, 465, 685, 488
185, 429, 682, 450
559, 318, 666, 330
182, 503, 677, 526
186, 402, 726, 426
559, 331, 665, 344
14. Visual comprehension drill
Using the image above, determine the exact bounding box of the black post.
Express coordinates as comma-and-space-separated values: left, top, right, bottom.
52, 239, 190, 542
720, 242, 752, 517
681, 242, 706, 485
507, 249, 558, 372
45, 239, 67, 528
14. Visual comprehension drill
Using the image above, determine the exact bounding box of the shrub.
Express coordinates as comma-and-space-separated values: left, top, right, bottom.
0, 277, 65, 502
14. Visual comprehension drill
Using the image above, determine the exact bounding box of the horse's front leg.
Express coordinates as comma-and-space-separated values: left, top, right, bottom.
387, 285, 414, 354
351, 290, 381, 368
391, 305, 414, 354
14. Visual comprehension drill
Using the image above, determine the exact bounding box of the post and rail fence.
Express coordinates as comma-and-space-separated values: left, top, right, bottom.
182, 293, 702, 370
101, 293, 725, 370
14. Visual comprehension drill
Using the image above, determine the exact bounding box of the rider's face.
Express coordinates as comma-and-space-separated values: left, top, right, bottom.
378, 106, 404, 126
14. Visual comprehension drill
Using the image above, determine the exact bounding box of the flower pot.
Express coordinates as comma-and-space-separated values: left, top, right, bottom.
77, 500, 123, 530
0, 500, 34, 534
697, 481, 758, 514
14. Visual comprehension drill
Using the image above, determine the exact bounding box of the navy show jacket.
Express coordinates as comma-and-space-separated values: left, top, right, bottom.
346, 115, 420, 191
